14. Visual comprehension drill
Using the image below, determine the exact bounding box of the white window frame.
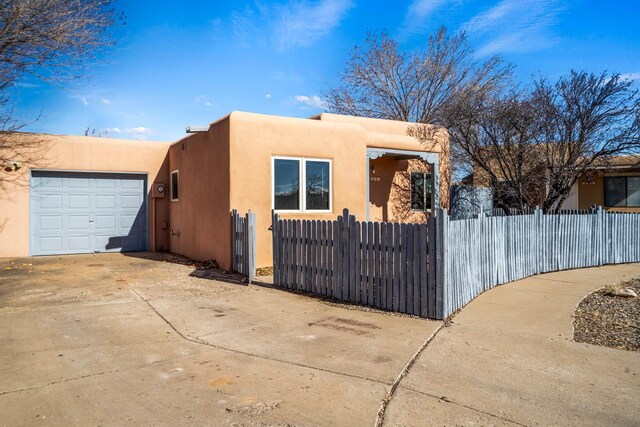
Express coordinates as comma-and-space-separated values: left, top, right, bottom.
272, 156, 332, 213
170, 170, 179, 202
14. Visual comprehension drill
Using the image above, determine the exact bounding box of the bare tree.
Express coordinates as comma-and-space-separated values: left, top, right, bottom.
441, 71, 640, 213
326, 27, 513, 207
326, 27, 513, 125
0, 0, 122, 184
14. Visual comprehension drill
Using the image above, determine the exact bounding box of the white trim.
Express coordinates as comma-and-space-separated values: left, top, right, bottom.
170, 169, 179, 202
272, 156, 333, 213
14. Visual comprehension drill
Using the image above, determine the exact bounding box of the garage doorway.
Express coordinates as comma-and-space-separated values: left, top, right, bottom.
30, 171, 148, 255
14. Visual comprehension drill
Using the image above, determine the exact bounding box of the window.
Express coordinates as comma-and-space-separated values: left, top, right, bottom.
411, 172, 432, 211
273, 157, 331, 212
170, 170, 179, 201
605, 176, 640, 207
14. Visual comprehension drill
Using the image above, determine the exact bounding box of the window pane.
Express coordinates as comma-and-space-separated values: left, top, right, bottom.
424, 174, 432, 210
628, 177, 640, 207
604, 177, 626, 207
411, 173, 425, 210
171, 172, 179, 200
306, 161, 330, 210
274, 159, 300, 210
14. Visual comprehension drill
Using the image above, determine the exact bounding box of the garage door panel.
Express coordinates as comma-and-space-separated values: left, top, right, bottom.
31, 172, 147, 256
96, 194, 117, 209
95, 178, 117, 188
40, 194, 63, 209
68, 236, 91, 251
68, 215, 91, 230
40, 237, 63, 252
35, 177, 62, 188
68, 179, 90, 188
69, 194, 90, 209
121, 194, 142, 209
120, 179, 143, 189
40, 216, 62, 231
95, 215, 116, 229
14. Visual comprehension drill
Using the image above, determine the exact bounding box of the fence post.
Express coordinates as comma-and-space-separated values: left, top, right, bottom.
434, 208, 448, 319
247, 210, 256, 282
427, 215, 437, 318
534, 207, 542, 274
596, 206, 603, 266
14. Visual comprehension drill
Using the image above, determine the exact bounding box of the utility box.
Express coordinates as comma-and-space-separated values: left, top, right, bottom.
152, 183, 166, 198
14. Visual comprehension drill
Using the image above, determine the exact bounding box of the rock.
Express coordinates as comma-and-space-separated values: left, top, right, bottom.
607, 288, 638, 298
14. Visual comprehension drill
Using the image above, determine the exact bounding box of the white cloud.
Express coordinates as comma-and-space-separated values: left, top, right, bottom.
266, 93, 272, 99
80, 96, 89, 106
195, 95, 214, 107
101, 98, 111, 105
126, 127, 152, 135
398, 0, 449, 38
100, 126, 153, 140
232, 0, 354, 51
620, 72, 640, 81
294, 95, 326, 109
462, 0, 564, 56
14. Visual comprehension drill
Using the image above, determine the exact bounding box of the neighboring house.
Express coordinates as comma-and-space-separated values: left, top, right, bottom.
0, 112, 448, 270
470, 153, 640, 213
562, 156, 640, 213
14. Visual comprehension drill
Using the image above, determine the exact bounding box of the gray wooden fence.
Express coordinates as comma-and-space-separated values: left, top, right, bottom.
271, 209, 440, 318
231, 209, 256, 279
441, 207, 640, 317
270, 207, 640, 320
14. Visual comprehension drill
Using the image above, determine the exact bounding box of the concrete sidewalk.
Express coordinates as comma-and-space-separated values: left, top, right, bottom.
384, 263, 640, 426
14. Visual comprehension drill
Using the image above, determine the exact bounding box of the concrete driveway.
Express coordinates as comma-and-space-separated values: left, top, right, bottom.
0, 253, 439, 426
1, 254, 639, 426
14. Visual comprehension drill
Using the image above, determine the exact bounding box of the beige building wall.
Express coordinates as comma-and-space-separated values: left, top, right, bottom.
167, 117, 232, 268
228, 112, 368, 268
228, 112, 448, 268
578, 171, 640, 213
0, 133, 171, 258
1, 113, 448, 271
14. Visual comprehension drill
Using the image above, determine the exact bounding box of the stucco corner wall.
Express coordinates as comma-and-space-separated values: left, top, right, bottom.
228, 112, 368, 268
167, 118, 232, 270
0, 133, 171, 258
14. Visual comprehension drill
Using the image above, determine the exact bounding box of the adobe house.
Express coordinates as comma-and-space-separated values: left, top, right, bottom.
469, 149, 639, 213
563, 156, 640, 213
0, 112, 449, 270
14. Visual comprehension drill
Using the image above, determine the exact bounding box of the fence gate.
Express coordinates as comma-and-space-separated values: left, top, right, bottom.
271, 209, 440, 318
231, 209, 256, 280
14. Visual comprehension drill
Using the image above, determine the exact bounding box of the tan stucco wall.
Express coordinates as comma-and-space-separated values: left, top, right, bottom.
227, 111, 448, 268
578, 170, 640, 213
167, 117, 232, 269
369, 157, 433, 223
228, 112, 368, 268
0, 133, 171, 258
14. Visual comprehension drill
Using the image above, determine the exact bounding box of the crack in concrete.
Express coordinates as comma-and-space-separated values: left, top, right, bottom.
374, 322, 445, 427
398, 384, 530, 427
0, 369, 120, 396
129, 288, 392, 388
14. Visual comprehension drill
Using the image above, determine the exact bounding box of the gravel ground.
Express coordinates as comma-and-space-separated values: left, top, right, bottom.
573, 277, 640, 351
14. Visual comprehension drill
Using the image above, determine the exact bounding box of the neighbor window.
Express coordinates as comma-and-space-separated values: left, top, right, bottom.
604, 176, 640, 207
170, 170, 179, 201
411, 172, 432, 211
273, 157, 331, 212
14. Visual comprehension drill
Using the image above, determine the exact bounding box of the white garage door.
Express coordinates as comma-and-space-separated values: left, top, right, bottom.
30, 171, 148, 255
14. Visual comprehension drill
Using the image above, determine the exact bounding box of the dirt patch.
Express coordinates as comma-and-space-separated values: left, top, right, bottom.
573, 277, 640, 351
255, 266, 274, 277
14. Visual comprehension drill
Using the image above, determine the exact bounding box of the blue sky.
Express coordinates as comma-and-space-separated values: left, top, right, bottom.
12, 0, 640, 142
